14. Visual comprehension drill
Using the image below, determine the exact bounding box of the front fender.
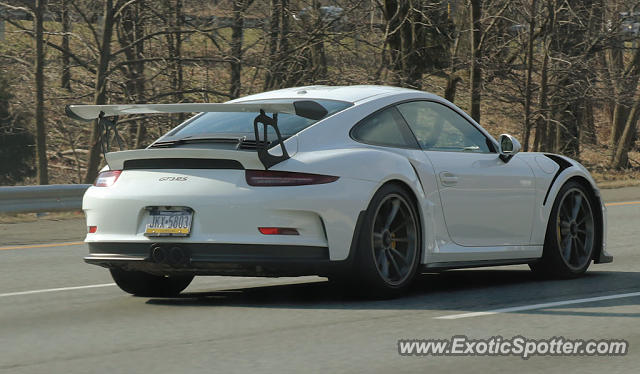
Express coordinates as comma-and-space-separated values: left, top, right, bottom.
538, 155, 608, 263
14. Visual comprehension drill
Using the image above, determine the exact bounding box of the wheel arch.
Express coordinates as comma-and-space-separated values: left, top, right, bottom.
373, 178, 425, 259
346, 179, 425, 293
566, 176, 604, 264
545, 174, 604, 264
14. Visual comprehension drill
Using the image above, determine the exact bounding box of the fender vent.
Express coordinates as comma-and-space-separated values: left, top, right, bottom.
543, 154, 572, 205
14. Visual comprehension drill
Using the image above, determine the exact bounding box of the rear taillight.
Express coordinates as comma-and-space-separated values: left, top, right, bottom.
245, 170, 339, 187
94, 170, 122, 187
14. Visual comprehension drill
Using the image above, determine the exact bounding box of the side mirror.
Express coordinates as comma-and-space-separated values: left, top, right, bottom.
498, 134, 521, 163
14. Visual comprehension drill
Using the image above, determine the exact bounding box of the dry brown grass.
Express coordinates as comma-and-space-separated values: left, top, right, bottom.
0, 211, 85, 224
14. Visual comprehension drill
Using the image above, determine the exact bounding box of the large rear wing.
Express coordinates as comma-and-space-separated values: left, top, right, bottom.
65, 100, 329, 169
65, 101, 328, 121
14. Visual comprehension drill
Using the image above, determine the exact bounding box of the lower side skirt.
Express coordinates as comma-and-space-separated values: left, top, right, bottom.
421, 258, 539, 272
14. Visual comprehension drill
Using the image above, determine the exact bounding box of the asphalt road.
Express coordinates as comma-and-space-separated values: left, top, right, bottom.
1, 188, 639, 373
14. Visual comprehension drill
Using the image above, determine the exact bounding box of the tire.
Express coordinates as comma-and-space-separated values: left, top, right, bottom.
342, 183, 421, 298
530, 181, 596, 278
110, 268, 194, 297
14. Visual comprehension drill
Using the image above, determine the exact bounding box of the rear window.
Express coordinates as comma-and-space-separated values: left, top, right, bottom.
164, 99, 352, 140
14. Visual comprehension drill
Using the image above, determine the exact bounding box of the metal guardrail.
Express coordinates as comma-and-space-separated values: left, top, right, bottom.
0, 184, 90, 213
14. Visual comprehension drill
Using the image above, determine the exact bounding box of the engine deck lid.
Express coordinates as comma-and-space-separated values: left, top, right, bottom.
105, 148, 266, 170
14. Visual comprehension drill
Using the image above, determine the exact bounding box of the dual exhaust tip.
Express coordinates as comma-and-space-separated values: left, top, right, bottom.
150, 245, 190, 267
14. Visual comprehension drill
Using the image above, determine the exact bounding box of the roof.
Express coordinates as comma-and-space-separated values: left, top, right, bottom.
233, 85, 427, 104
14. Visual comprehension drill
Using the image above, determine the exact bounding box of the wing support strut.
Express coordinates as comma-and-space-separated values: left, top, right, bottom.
252, 110, 289, 169
97, 111, 124, 161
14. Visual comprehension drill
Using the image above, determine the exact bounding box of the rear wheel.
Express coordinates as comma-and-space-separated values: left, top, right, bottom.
110, 268, 194, 297
343, 184, 421, 298
530, 181, 596, 277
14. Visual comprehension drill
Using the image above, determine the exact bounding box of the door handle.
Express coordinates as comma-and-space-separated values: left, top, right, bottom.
439, 171, 458, 186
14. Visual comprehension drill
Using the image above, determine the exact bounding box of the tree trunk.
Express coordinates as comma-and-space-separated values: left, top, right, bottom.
118, 0, 147, 147
444, 75, 461, 103
469, 0, 482, 122
582, 97, 597, 145
133, 1, 146, 148
521, 0, 537, 151
606, 2, 626, 160
264, 0, 290, 90
533, 38, 550, 152
34, 0, 48, 185
598, 51, 615, 124
173, 0, 184, 122
383, 0, 404, 85
119, 1, 137, 144
279, 0, 289, 84
61, 0, 71, 91
444, 32, 461, 103
83, 0, 115, 184
310, 0, 327, 83
554, 112, 561, 153
229, 0, 245, 99
612, 98, 640, 168
548, 0, 597, 160
542, 0, 556, 152
264, 0, 281, 90
607, 51, 627, 160
608, 46, 640, 163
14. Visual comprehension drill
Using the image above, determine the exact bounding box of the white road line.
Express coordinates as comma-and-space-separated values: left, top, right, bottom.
436, 291, 640, 320
0, 283, 116, 298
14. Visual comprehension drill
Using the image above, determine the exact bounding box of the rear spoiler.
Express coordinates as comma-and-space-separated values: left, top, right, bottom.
64, 101, 328, 122
65, 100, 328, 170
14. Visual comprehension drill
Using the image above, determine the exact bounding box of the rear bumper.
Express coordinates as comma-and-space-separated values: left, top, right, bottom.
83, 170, 377, 261
84, 227, 361, 277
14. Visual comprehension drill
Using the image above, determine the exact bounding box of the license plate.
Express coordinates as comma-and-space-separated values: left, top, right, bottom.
144, 208, 193, 237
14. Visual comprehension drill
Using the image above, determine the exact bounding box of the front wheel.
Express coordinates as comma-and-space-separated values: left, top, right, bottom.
110, 268, 194, 297
343, 184, 421, 298
530, 181, 596, 278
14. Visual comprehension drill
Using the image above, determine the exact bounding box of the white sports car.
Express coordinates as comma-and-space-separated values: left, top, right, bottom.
66, 85, 611, 297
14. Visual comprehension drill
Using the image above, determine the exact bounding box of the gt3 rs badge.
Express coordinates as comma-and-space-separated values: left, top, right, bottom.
158, 176, 188, 181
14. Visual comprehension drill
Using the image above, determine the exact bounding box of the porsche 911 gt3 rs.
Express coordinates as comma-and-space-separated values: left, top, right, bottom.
66, 85, 612, 297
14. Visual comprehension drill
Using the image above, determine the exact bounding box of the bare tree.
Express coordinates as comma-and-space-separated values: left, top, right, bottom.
547, 0, 602, 159
467, 0, 512, 123
532, 1, 553, 152
117, 0, 147, 147
61, 0, 72, 91
606, 1, 640, 168
34, 0, 48, 184
264, 0, 290, 90
229, 0, 254, 98
521, 0, 538, 151
469, 0, 482, 121
84, 0, 118, 183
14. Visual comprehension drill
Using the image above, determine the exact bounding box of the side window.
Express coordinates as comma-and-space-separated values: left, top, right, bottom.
351, 107, 419, 148
396, 101, 493, 153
